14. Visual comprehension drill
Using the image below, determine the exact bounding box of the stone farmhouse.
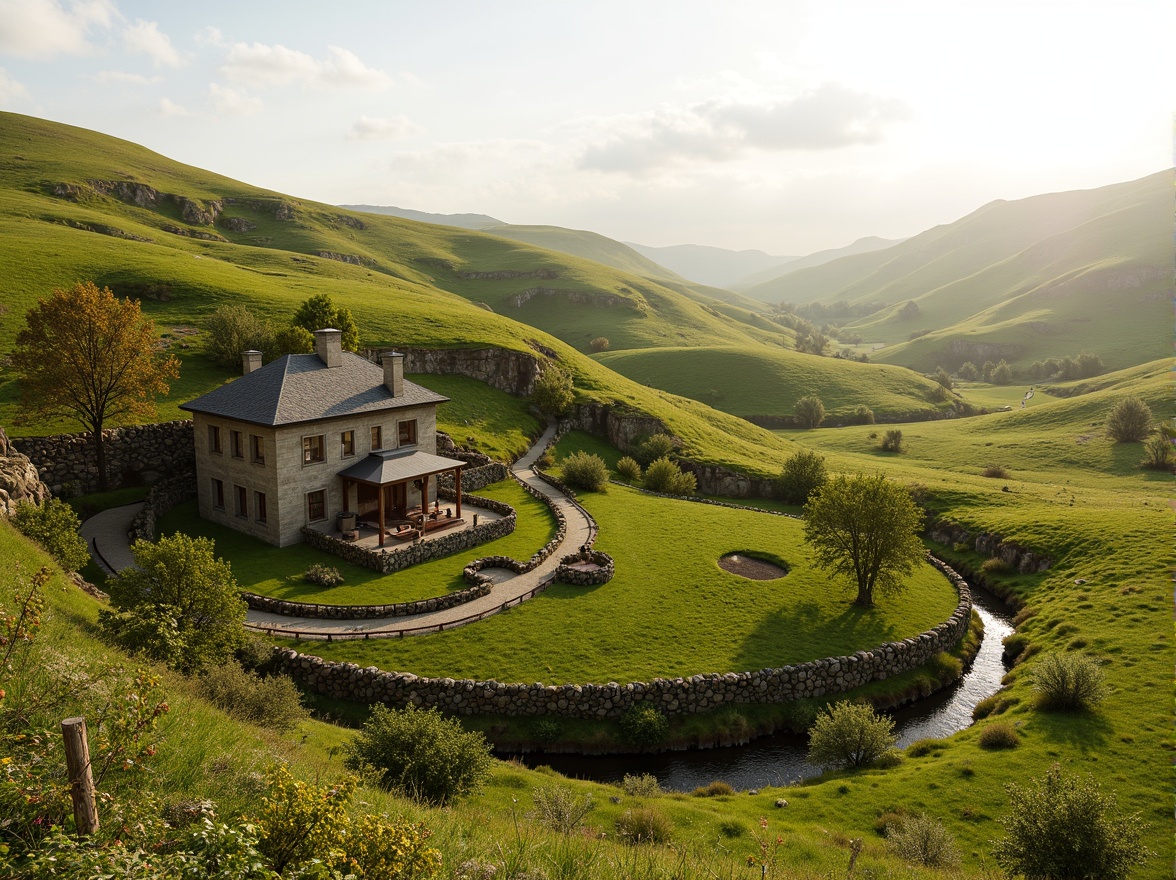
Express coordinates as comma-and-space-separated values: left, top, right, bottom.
180, 328, 467, 548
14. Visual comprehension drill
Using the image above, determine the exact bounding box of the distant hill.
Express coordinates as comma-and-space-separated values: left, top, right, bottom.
339, 204, 504, 229
480, 224, 683, 281
733, 236, 905, 294
624, 242, 796, 288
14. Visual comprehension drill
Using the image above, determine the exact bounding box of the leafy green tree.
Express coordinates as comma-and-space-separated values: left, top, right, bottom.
794, 394, 825, 429
803, 473, 924, 607
345, 703, 492, 805
807, 700, 895, 769
991, 765, 1151, 880
1106, 396, 1152, 442
561, 450, 609, 491
957, 361, 979, 381
12, 499, 89, 572
775, 449, 828, 505
12, 281, 180, 489
268, 324, 315, 359
99, 534, 246, 672
205, 304, 272, 369
291, 292, 359, 351
531, 365, 574, 416
990, 359, 1013, 385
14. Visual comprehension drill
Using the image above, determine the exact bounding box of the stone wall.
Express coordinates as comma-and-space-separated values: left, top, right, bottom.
929, 520, 1052, 573
0, 427, 50, 516
129, 473, 197, 541
14, 421, 195, 495
243, 582, 493, 620
275, 556, 972, 719
554, 550, 615, 586
396, 347, 543, 397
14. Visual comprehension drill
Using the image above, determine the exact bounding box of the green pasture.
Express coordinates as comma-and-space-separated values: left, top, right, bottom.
155, 478, 555, 606
409, 373, 543, 461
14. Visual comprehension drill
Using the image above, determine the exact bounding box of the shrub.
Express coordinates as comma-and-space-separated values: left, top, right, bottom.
992, 765, 1152, 880
982, 463, 1010, 478
635, 433, 676, 466
619, 704, 670, 746
717, 819, 746, 838
345, 704, 493, 805
615, 807, 672, 844
807, 701, 896, 769
885, 814, 960, 868
932, 367, 954, 389
794, 394, 825, 429
531, 365, 574, 416
615, 455, 642, 481
981, 557, 1012, 574
1106, 396, 1152, 442
588, 336, 610, 352
533, 718, 562, 743
775, 449, 828, 505
1032, 652, 1107, 711
12, 498, 89, 572
529, 785, 595, 834
303, 563, 343, 587
642, 457, 696, 495
560, 450, 609, 492
957, 361, 979, 381
978, 721, 1020, 750
235, 630, 277, 673
990, 359, 1013, 385
199, 662, 308, 732
1140, 435, 1173, 470
620, 773, 661, 798
878, 429, 904, 452
850, 404, 875, 425
205, 304, 272, 368
692, 780, 735, 798
928, 383, 952, 403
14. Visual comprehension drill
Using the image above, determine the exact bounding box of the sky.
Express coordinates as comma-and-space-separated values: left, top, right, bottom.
0, 0, 1171, 255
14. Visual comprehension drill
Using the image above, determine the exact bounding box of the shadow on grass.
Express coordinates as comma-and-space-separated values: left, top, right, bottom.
1031, 705, 1114, 752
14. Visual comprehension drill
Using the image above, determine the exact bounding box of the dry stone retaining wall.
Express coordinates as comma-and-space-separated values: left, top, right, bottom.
244, 582, 493, 621
929, 521, 1052, 573
129, 473, 197, 542
275, 557, 972, 719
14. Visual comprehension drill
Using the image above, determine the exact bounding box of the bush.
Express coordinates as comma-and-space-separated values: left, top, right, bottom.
1106, 396, 1152, 442
205, 304, 272, 369
620, 773, 661, 797
982, 463, 1010, 478
878, 429, 904, 452
344, 704, 493, 805
932, 366, 954, 389
1140, 435, 1173, 470
850, 404, 875, 425
957, 361, 979, 381
886, 814, 960, 868
588, 336, 610, 352
1032, 652, 1107, 711
990, 359, 1013, 385
529, 785, 595, 834
199, 663, 308, 732
775, 449, 828, 505
531, 365, 574, 416
619, 704, 670, 746
635, 433, 676, 466
794, 394, 825, 429
303, 563, 343, 587
992, 766, 1152, 880
560, 450, 609, 492
978, 721, 1020, 750
692, 780, 735, 797
642, 456, 696, 495
981, 557, 1013, 574
615, 455, 642, 481
12, 498, 89, 572
615, 807, 672, 844
807, 701, 895, 770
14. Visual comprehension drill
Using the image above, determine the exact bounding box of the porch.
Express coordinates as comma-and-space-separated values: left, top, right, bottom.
305, 497, 506, 552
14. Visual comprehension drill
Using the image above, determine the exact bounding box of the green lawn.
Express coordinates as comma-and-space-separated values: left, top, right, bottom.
409, 372, 543, 461
157, 478, 555, 606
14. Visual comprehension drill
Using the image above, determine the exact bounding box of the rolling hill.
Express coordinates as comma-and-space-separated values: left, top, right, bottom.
732, 235, 905, 292
337, 203, 504, 229
624, 241, 796, 288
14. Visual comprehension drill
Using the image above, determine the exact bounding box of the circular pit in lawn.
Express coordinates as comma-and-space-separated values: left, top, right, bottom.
718, 553, 788, 580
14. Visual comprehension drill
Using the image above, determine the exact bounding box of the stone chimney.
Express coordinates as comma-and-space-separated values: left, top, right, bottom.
383, 351, 404, 397
314, 328, 342, 368
242, 350, 262, 375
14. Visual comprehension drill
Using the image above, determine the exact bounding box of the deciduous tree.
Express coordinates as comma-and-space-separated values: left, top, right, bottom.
12, 282, 180, 489
291, 292, 359, 351
803, 473, 924, 607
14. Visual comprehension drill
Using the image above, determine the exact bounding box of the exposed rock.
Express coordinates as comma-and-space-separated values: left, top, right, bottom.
316, 251, 367, 265
561, 403, 668, 454
219, 216, 257, 233
396, 347, 543, 397
460, 269, 558, 281
0, 427, 50, 517
508, 287, 641, 311
161, 225, 226, 242
334, 214, 366, 230
176, 196, 221, 226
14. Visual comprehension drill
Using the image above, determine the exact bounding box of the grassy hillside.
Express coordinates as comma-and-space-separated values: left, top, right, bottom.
746, 171, 1172, 372
733, 235, 905, 292
482, 223, 684, 280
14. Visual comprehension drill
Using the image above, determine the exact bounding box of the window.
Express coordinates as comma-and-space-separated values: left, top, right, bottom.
208, 425, 222, 455
254, 491, 267, 524
235, 485, 248, 517
398, 419, 417, 447
250, 434, 265, 464
341, 430, 355, 458
370, 425, 382, 450
302, 434, 325, 464
211, 478, 225, 510
231, 430, 244, 459
306, 490, 326, 523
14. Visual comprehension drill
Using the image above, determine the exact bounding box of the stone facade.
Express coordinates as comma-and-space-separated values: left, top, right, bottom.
274, 556, 972, 718
13, 421, 194, 496
0, 427, 50, 516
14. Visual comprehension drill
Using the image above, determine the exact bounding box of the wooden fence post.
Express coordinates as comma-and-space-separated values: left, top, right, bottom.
61, 716, 99, 835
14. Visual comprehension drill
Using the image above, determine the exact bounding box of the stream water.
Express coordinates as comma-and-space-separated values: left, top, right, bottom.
513, 589, 1013, 792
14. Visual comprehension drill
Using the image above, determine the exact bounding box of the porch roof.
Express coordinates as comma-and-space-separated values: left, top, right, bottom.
337, 447, 466, 486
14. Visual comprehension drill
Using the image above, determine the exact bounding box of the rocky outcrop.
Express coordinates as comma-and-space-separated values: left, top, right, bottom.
929, 521, 1052, 573
508, 287, 641, 311
560, 403, 668, 456
316, 251, 368, 265
461, 269, 558, 281
397, 347, 544, 397
219, 217, 257, 233
0, 427, 50, 517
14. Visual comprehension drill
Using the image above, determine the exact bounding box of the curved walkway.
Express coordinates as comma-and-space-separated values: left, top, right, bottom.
80, 501, 146, 576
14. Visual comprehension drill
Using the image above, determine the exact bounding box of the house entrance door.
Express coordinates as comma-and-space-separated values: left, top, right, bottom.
389, 483, 407, 520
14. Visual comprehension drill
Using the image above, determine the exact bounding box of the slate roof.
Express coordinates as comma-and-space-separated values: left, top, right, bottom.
337, 447, 466, 485
179, 352, 448, 427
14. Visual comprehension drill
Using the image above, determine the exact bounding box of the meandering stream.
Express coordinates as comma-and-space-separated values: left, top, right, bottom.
514, 589, 1013, 791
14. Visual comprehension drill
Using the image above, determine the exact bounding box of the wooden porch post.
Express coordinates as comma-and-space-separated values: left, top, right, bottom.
377, 482, 386, 547
454, 467, 462, 518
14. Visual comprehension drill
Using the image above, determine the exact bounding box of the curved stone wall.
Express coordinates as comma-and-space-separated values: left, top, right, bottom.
554, 549, 615, 586
275, 556, 972, 719
244, 582, 493, 620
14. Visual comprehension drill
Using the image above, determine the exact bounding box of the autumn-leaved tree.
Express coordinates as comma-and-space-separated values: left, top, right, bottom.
12, 282, 180, 489
803, 473, 924, 607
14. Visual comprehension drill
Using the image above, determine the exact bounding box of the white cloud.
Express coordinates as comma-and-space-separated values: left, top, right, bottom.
579, 83, 911, 174
92, 70, 161, 85
221, 42, 390, 90
349, 115, 422, 141
123, 19, 182, 68
158, 97, 188, 117
195, 26, 224, 48
0, 68, 30, 104
207, 82, 262, 116
0, 0, 115, 58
